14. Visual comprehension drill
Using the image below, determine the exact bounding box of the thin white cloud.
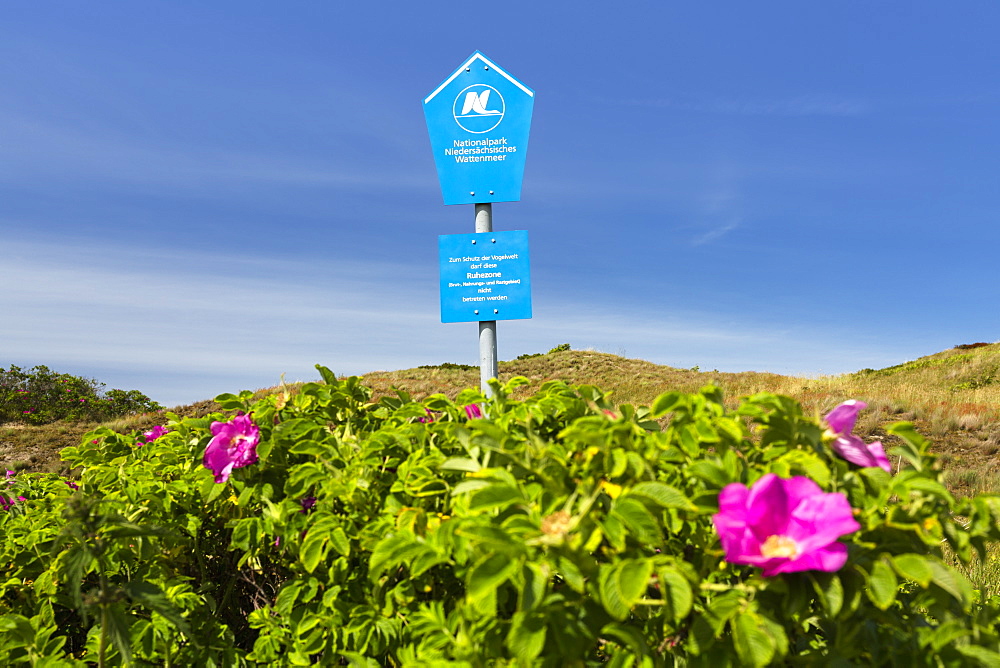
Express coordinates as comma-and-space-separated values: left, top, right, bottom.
1, 236, 443, 403
0, 111, 431, 193
521, 305, 892, 377
2, 236, 902, 406
691, 219, 741, 245
610, 93, 868, 117
684, 180, 744, 246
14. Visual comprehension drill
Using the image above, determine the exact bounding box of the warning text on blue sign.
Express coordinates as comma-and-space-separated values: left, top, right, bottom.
439, 231, 532, 323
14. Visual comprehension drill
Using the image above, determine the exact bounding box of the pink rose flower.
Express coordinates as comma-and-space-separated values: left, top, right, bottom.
713, 474, 860, 577
140, 425, 170, 445
202, 415, 260, 483
0, 495, 26, 511
823, 400, 891, 473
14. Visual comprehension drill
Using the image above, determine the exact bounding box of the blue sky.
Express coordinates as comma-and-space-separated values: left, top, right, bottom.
3, 2, 999, 406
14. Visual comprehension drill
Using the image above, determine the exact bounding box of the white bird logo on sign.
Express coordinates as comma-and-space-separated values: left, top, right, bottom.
460, 90, 502, 116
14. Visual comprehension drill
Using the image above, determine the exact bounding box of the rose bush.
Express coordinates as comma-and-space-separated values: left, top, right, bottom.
1, 366, 999, 665
0, 365, 162, 426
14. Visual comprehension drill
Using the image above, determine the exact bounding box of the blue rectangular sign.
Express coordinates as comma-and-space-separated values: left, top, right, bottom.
439, 230, 532, 323
424, 52, 534, 206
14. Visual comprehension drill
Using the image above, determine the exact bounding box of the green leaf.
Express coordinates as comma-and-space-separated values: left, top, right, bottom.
928, 621, 968, 652
468, 483, 524, 512
519, 562, 547, 611
886, 422, 926, 471
275, 580, 304, 616
650, 392, 684, 417
600, 623, 651, 658
558, 557, 585, 593
330, 526, 351, 558
214, 392, 244, 410
200, 475, 227, 503
759, 614, 789, 659
858, 467, 893, 496
611, 497, 662, 544
731, 613, 776, 668
124, 581, 190, 635
702, 590, 743, 636
927, 559, 973, 608
300, 530, 328, 574
599, 560, 652, 621
866, 559, 897, 611
627, 481, 695, 510
599, 515, 627, 552
507, 612, 546, 662
0, 614, 32, 644
687, 461, 730, 488
656, 566, 693, 621
287, 439, 328, 457
891, 553, 932, 587
455, 525, 523, 553
955, 645, 1000, 667
60, 544, 95, 615
890, 470, 954, 503
618, 559, 653, 602
104, 603, 134, 667
438, 457, 482, 472
410, 549, 447, 578
810, 572, 843, 617
315, 364, 338, 386
368, 533, 412, 582
287, 462, 328, 495
502, 376, 531, 393
598, 564, 630, 622
771, 450, 831, 487
610, 448, 628, 477
450, 479, 490, 496
466, 553, 518, 603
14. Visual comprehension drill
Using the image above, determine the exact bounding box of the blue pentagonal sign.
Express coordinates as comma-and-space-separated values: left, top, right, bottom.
424, 52, 534, 205
439, 230, 532, 322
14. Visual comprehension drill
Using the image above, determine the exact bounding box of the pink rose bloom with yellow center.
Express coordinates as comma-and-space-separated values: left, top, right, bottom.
712, 473, 860, 577
202, 415, 260, 484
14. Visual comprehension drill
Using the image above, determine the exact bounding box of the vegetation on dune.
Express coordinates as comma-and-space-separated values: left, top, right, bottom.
3, 344, 1000, 497
365, 343, 1000, 497
0, 365, 161, 427
0, 366, 162, 476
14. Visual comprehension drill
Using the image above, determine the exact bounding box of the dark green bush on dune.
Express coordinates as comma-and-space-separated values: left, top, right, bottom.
0, 365, 161, 426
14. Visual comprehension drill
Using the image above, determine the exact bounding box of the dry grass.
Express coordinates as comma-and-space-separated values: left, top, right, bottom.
364, 350, 797, 409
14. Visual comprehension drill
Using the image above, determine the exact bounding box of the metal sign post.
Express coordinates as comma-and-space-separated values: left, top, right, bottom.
424, 52, 534, 396
476, 204, 498, 392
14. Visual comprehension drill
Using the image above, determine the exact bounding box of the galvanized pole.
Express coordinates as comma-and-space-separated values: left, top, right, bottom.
475, 203, 498, 396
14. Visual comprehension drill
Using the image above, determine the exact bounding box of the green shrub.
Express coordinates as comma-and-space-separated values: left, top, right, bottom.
2, 367, 1000, 665
516, 344, 571, 360
0, 365, 161, 425
416, 363, 476, 371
